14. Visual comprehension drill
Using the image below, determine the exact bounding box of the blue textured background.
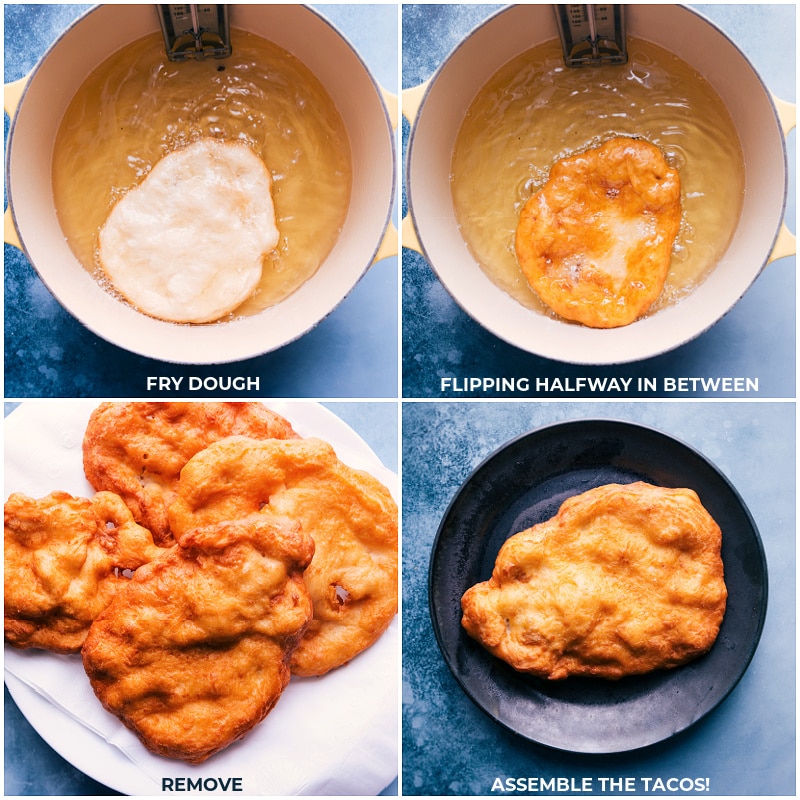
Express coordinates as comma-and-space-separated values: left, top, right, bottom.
402, 401, 795, 795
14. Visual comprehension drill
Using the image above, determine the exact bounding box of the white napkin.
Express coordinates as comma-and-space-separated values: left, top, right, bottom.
5, 620, 398, 795
4, 401, 399, 795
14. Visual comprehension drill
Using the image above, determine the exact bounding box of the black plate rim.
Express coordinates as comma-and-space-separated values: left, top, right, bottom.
428, 417, 768, 755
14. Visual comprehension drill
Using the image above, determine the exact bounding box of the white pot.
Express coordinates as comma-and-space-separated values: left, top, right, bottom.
5, 4, 397, 364
405, 3, 794, 365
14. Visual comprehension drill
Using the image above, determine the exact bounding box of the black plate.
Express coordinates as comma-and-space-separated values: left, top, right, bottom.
429, 419, 768, 754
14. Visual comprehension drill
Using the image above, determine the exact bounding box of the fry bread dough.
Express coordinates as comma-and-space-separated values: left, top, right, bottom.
169, 436, 398, 676
82, 514, 314, 764
83, 402, 298, 545
98, 138, 279, 323
461, 482, 727, 680
515, 137, 682, 328
4, 491, 163, 653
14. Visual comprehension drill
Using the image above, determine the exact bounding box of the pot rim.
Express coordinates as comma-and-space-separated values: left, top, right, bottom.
5, 3, 397, 365
405, 3, 790, 366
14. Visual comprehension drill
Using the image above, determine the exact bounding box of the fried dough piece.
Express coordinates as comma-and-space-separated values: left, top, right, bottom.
98, 139, 279, 323
515, 137, 682, 328
461, 482, 727, 680
169, 436, 398, 676
4, 490, 163, 653
82, 513, 314, 763
83, 402, 298, 545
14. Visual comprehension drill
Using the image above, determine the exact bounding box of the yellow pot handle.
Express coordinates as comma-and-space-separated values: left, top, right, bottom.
369, 86, 400, 263
401, 79, 430, 126
401, 214, 422, 255
4, 207, 23, 250
768, 223, 796, 264
5, 75, 27, 119
765, 94, 797, 262
5, 74, 30, 250
374, 221, 398, 262
773, 94, 796, 137
397, 81, 431, 255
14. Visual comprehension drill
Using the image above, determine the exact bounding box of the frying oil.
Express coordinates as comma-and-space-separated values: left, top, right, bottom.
451, 37, 745, 318
52, 29, 352, 319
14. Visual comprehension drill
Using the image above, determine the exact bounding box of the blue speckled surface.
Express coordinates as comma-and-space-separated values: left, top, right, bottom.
4, 4, 399, 399
402, 4, 796, 398
401, 401, 795, 795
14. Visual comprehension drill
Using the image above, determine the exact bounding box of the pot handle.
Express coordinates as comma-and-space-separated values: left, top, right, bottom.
766, 94, 796, 263
4, 208, 22, 251
5, 75, 29, 251
401, 214, 422, 254
768, 224, 795, 264
402, 79, 430, 126
370, 87, 400, 263
773, 94, 796, 137
4, 74, 27, 119
374, 221, 399, 262
397, 81, 431, 255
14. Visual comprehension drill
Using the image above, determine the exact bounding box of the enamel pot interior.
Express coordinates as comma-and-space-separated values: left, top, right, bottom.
6, 4, 394, 364
406, 3, 787, 365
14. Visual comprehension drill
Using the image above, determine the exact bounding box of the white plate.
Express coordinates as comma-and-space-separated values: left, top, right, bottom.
4, 401, 398, 796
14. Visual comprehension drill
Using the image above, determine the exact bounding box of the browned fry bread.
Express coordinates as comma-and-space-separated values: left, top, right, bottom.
169, 436, 398, 677
462, 482, 727, 680
4, 490, 164, 653
82, 402, 298, 545
515, 137, 682, 328
82, 513, 314, 763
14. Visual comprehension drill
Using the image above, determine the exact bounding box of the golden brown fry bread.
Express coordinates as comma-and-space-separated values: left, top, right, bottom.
83, 402, 298, 545
515, 137, 682, 328
461, 482, 727, 680
82, 514, 314, 764
169, 437, 398, 677
4, 490, 163, 653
